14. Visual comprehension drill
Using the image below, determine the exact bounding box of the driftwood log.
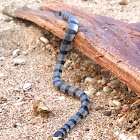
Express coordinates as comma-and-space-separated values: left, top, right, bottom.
3, 2, 140, 96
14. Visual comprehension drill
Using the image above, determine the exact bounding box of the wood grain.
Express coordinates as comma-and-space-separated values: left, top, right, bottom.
3, 1, 140, 96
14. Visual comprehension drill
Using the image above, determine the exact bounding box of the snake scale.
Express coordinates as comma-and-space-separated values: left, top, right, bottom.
53, 11, 90, 139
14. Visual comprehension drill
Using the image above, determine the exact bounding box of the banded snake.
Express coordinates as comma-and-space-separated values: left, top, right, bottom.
53, 11, 90, 139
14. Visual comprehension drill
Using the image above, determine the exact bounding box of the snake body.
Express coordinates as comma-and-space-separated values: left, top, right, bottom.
53, 11, 90, 139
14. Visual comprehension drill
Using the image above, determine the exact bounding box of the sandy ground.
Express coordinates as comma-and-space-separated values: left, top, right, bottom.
0, 0, 140, 140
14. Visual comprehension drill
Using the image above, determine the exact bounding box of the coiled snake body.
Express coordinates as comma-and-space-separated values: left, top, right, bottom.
53, 11, 90, 139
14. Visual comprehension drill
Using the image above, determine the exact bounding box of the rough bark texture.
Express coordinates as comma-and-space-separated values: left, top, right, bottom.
3, 1, 140, 96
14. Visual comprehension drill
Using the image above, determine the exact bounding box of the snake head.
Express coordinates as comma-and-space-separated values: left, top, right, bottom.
54, 11, 61, 17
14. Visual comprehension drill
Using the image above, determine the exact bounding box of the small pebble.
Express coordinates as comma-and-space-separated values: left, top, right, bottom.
97, 79, 102, 84
85, 77, 95, 83
129, 120, 133, 124
22, 51, 29, 55
85, 128, 90, 131
132, 126, 136, 130
13, 124, 17, 128
58, 96, 65, 100
64, 59, 72, 68
33, 100, 51, 117
40, 37, 49, 44
118, 0, 129, 5
12, 49, 20, 57
103, 86, 111, 92
84, 91, 93, 98
95, 106, 103, 111
109, 123, 113, 126
109, 1, 116, 5
117, 115, 127, 126
105, 104, 109, 107
111, 106, 121, 111
119, 133, 138, 140
72, 53, 78, 57
112, 100, 121, 107
100, 69, 107, 72
46, 44, 51, 49
101, 78, 107, 85
111, 79, 121, 84
4, 16, 13, 21
0, 73, 6, 78
13, 59, 26, 66
109, 100, 121, 107
114, 131, 119, 136
109, 100, 114, 107
43, 30, 51, 36
37, 0, 42, 3
0, 54, 3, 57
127, 87, 132, 93
122, 104, 129, 112
96, 91, 103, 96
108, 79, 121, 86
14, 101, 25, 106
104, 110, 112, 116
133, 120, 138, 125
0, 55, 5, 61
126, 127, 132, 131
0, 96, 7, 103
14, 87, 21, 92
23, 83, 32, 91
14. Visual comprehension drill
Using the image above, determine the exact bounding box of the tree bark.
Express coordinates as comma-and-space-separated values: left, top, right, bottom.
3, 1, 140, 96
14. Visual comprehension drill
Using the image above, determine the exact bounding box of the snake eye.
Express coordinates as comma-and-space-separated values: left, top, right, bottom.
54, 11, 61, 17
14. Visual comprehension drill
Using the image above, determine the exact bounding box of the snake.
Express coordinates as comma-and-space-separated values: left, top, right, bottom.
53, 11, 90, 139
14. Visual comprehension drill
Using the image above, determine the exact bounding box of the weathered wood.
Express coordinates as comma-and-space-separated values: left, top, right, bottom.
3, 2, 140, 96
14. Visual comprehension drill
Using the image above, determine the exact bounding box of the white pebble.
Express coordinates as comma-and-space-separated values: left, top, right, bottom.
12, 49, 20, 57
119, 133, 138, 140
40, 37, 49, 44
85, 77, 95, 83
114, 131, 119, 136
14, 87, 21, 92
109, 100, 121, 107
109, 1, 116, 5
23, 83, 32, 90
103, 86, 110, 92
13, 59, 26, 65
84, 91, 94, 98
96, 91, 103, 96
109, 100, 114, 107
14, 101, 25, 106
58, 96, 65, 100
64, 59, 72, 68
0, 56, 5, 61
112, 100, 121, 107
22, 51, 29, 55
37, 0, 42, 3
0, 73, 6, 78
118, 115, 126, 123
101, 78, 107, 85
46, 44, 51, 49
110, 79, 121, 84
97, 79, 102, 84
